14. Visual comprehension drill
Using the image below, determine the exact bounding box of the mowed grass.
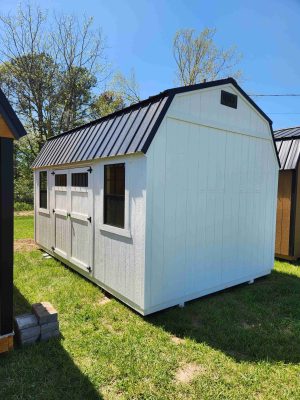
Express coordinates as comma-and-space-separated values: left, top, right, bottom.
14, 215, 34, 239
1, 216, 300, 399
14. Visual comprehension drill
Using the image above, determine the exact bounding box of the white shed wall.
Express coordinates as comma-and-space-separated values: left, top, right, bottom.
34, 153, 147, 312
93, 155, 147, 311
145, 86, 278, 314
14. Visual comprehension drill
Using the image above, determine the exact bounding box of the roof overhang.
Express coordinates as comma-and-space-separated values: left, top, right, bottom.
32, 77, 280, 169
0, 88, 27, 140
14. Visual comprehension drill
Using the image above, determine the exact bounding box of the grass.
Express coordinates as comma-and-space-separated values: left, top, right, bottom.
14, 215, 34, 239
1, 216, 300, 399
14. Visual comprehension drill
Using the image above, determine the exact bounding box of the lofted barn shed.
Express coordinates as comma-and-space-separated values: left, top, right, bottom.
32, 78, 279, 315
275, 127, 300, 260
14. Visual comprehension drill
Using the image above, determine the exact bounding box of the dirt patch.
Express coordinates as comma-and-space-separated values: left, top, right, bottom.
14, 210, 34, 217
171, 335, 185, 345
175, 363, 206, 384
14, 239, 38, 252
98, 296, 111, 306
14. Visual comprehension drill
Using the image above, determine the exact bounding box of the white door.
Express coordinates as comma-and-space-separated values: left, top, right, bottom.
51, 166, 94, 274
52, 170, 69, 259
69, 167, 93, 273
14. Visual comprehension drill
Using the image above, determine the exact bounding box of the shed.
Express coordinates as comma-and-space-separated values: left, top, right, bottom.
0, 88, 27, 352
274, 126, 300, 260
32, 78, 279, 315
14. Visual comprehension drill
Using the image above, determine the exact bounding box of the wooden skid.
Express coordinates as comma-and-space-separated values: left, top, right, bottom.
0, 333, 14, 354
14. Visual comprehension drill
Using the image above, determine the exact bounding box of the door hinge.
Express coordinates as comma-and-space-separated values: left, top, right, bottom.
87, 216, 92, 223
87, 166, 92, 173
51, 171, 55, 175
52, 208, 55, 214
87, 266, 92, 273
51, 246, 55, 251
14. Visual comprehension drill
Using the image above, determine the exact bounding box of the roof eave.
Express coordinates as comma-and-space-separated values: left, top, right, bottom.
0, 89, 27, 139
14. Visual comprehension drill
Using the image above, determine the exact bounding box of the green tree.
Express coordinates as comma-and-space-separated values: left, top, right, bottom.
0, 4, 108, 205
92, 90, 125, 118
173, 28, 242, 86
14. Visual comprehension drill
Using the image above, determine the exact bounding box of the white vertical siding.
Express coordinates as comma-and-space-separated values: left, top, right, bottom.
34, 154, 147, 312
145, 87, 278, 314
93, 154, 147, 311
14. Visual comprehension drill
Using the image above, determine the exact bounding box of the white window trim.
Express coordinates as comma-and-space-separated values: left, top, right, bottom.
38, 170, 49, 213
100, 224, 131, 238
100, 160, 130, 238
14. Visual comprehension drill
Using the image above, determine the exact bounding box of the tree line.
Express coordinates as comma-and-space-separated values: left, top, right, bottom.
0, 4, 242, 207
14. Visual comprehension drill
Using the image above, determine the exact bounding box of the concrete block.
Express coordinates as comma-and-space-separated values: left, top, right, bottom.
32, 302, 58, 325
40, 329, 60, 342
17, 325, 40, 342
40, 321, 59, 335
21, 336, 40, 346
14, 313, 38, 330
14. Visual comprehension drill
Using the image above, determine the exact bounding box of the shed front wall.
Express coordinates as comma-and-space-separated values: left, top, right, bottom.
34, 154, 146, 312
145, 87, 278, 314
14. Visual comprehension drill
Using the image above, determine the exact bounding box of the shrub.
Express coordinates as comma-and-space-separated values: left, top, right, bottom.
14, 202, 33, 212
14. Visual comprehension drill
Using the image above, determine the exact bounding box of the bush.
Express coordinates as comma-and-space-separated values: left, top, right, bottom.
14, 202, 33, 212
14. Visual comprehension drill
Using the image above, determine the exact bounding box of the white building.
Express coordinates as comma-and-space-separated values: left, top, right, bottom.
33, 78, 279, 315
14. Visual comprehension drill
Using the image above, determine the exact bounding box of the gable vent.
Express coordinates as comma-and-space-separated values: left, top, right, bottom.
220, 90, 238, 109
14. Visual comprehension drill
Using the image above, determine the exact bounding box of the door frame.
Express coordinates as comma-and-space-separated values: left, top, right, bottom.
50, 165, 94, 274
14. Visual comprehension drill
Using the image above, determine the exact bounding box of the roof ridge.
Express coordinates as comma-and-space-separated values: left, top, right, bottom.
48, 77, 238, 141
275, 125, 300, 132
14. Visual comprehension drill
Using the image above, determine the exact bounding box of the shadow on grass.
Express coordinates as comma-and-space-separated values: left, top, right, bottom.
147, 270, 300, 364
0, 286, 102, 400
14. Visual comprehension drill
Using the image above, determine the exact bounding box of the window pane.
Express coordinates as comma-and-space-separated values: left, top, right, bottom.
104, 197, 124, 228
55, 174, 67, 186
104, 164, 125, 228
39, 171, 47, 209
71, 172, 88, 187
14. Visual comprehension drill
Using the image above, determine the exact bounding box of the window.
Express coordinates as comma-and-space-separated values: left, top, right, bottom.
55, 173, 67, 186
39, 171, 48, 209
71, 172, 88, 187
220, 90, 238, 109
104, 164, 125, 228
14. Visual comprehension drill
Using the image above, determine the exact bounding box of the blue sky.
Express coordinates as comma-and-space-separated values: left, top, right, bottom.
2, 0, 300, 129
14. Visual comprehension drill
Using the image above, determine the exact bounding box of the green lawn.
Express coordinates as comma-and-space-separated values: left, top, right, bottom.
14, 215, 34, 239
1, 216, 300, 399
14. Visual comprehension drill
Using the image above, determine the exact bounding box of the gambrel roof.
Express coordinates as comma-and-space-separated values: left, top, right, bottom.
32, 78, 278, 168
274, 127, 300, 170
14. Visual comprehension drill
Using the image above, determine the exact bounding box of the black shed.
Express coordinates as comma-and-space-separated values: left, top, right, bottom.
0, 88, 27, 352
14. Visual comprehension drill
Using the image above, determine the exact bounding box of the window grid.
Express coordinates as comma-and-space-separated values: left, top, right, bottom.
71, 172, 88, 187
55, 174, 67, 187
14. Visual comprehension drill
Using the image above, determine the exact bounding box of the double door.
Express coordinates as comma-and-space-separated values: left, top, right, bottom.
51, 167, 93, 274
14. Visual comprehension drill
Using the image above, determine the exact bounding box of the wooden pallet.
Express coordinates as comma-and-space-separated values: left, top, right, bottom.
0, 333, 14, 354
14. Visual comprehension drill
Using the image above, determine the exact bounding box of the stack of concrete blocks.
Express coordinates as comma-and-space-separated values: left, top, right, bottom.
32, 302, 59, 341
14, 302, 59, 346
14, 314, 40, 346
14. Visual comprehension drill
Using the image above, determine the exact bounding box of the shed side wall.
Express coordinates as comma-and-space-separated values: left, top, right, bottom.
293, 165, 300, 258
93, 155, 146, 310
275, 170, 293, 257
35, 154, 146, 311
145, 88, 278, 313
